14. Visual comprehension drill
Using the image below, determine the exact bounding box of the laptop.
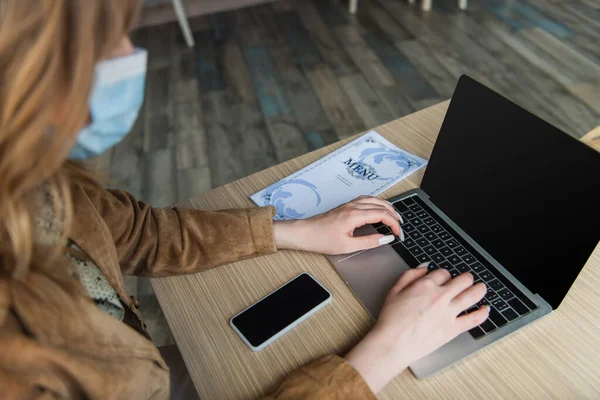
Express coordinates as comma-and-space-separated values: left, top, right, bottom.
328, 75, 600, 379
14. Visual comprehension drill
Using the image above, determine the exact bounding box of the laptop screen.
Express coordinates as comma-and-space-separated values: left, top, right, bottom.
421, 75, 600, 309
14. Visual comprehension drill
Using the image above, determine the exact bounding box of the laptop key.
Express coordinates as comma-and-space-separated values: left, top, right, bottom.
448, 268, 460, 278
372, 222, 384, 229
491, 298, 509, 311
478, 270, 494, 282
427, 262, 439, 271
445, 239, 459, 248
392, 202, 408, 213
402, 223, 415, 233
502, 308, 519, 321
431, 224, 443, 233
439, 261, 452, 270
489, 279, 503, 291
409, 231, 422, 240
411, 218, 423, 227
431, 253, 445, 263
437, 231, 450, 240
469, 326, 485, 339
410, 246, 424, 256
497, 288, 514, 301
424, 232, 437, 241
462, 254, 476, 264
403, 238, 417, 248
454, 246, 467, 256
439, 247, 453, 257
402, 197, 415, 205
431, 239, 444, 248
423, 217, 435, 225
418, 225, 430, 234
485, 288, 499, 301
416, 238, 429, 247
423, 245, 437, 256
507, 298, 529, 315
447, 255, 461, 265
456, 263, 470, 272
416, 210, 428, 219
489, 307, 508, 327
409, 204, 422, 212
470, 262, 483, 272
403, 211, 416, 220
479, 319, 497, 334
417, 254, 430, 263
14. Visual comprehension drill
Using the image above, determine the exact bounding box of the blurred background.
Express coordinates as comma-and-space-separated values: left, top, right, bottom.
93, 0, 600, 347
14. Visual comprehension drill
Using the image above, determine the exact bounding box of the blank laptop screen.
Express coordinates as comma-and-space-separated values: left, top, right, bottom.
421, 75, 600, 309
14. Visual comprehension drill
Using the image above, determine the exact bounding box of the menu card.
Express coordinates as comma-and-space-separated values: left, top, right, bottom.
251, 131, 427, 220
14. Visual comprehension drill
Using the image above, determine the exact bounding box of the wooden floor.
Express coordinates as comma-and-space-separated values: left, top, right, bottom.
102, 0, 600, 347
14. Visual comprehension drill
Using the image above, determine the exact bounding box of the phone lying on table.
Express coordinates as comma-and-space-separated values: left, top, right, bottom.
230, 272, 332, 351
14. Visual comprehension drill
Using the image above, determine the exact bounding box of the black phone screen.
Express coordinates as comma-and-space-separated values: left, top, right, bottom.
231, 273, 331, 348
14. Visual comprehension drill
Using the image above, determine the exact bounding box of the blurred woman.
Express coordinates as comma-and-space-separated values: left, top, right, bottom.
0, 0, 488, 398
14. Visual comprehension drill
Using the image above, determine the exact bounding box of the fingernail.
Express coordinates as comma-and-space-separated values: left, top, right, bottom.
485, 305, 491, 312
417, 261, 431, 268
400, 230, 405, 242
378, 235, 395, 245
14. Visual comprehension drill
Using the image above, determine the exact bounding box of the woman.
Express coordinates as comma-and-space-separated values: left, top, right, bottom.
0, 0, 489, 398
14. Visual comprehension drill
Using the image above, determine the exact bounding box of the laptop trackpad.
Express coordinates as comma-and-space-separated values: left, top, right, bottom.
332, 227, 411, 318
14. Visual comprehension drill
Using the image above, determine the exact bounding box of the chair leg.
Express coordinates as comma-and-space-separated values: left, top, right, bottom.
172, 0, 195, 48
422, 0, 432, 11
458, 0, 468, 10
349, 0, 358, 14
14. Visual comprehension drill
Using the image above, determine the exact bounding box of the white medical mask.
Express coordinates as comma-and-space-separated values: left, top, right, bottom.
69, 48, 147, 159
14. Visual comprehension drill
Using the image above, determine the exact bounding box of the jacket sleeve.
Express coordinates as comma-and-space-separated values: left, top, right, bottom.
81, 185, 277, 277
262, 355, 376, 400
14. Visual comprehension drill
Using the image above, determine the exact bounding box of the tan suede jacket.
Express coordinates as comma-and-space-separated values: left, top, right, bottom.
0, 183, 375, 399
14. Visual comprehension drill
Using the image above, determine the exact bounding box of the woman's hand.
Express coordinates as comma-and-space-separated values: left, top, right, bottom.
345, 266, 489, 394
273, 196, 403, 255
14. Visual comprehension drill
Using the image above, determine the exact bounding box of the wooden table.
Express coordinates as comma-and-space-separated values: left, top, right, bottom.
152, 102, 600, 399
581, 125, 600, 152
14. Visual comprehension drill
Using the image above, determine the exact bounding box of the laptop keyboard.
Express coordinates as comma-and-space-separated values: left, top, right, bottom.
373, 195, 537, 340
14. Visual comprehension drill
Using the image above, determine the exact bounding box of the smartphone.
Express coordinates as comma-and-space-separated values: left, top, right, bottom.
230, 273, 332, 351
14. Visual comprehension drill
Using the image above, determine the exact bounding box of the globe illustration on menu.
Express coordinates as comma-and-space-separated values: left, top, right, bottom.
261, 179, 322, 220
356, 146, 417, 180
